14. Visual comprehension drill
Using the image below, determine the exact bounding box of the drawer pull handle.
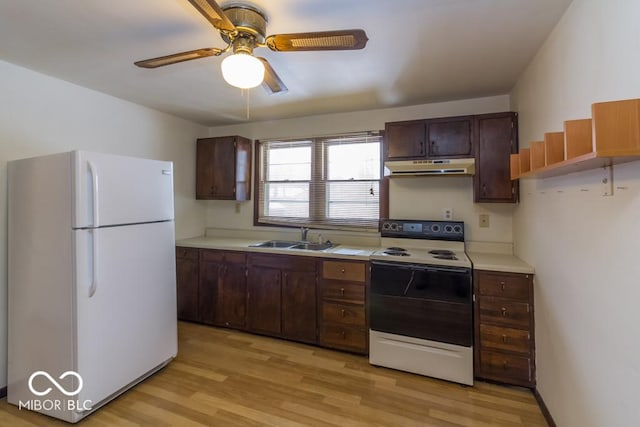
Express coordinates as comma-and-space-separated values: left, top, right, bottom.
500, 281, 505, 291
501, 307, 507, 317
341, 331, 346, 339
340, 288, 345, 296
341, 309, 346, 317
503, 360, 508, 370
341, 268, 346, 274
502, 334, 507, 343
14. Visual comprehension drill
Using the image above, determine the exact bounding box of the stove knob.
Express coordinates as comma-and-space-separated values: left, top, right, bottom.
444, 225, 453, 233
382, 222, 390, 230
431, 224, 440, 232
453, 225, 462, 233
391, 223, 399, 231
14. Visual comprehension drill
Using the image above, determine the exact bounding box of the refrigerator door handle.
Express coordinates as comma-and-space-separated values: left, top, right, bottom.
89, 229, 98, 298
87, 161, 99, 227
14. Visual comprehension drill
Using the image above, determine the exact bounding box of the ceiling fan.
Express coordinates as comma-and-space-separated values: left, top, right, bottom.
134, 0, 369, 94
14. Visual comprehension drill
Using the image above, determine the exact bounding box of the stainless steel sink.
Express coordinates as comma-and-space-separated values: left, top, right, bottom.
290, 242, 336, 251
249, 240, 299, 248
249, 240, 337, 251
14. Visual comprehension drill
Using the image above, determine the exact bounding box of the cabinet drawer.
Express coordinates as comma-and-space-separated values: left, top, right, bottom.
176, 247, 199, 260
320, 280, 365, 303
477, 271, 530, 300
322, 302, 365, 327
479, 298, 531, 329
480, 350, 531, 383
322, 261, 366, 282
480, 324, 531, 354
320, 324, 366, 352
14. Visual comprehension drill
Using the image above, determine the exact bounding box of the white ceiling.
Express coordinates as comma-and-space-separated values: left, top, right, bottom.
0, 0, 572, 126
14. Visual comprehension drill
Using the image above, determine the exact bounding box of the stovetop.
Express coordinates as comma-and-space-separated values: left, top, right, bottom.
371, 219, 471, 268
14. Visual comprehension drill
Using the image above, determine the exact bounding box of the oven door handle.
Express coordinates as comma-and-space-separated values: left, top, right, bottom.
402, 270, 416, 296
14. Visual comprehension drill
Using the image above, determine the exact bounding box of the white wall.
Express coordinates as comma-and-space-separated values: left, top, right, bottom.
205, 95, 514, 243
0, 60, 207, 388
510, 0, 640, 425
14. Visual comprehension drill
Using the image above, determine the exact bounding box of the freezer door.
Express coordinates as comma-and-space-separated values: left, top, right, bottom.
73, 151, 174, 228
74, 221, 177, 411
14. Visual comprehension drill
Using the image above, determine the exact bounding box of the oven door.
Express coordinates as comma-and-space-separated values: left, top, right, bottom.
369, 261, 472, 346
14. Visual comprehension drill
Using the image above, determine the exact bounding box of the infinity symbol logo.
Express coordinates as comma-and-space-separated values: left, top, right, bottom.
28, 371, 83, 397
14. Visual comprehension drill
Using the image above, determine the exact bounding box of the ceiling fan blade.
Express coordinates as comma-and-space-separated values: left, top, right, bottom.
257, 57, 288, 94
186, 0, 236, 33
265, 29, 368, 52
134, 48, 223, 68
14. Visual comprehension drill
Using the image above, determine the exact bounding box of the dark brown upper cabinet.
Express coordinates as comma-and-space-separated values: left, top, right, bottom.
474, 113, 519, 203
385, 115, 474, 160
196, 136, 251, 200
384, 120, 426, 159
426, 116, 474, 158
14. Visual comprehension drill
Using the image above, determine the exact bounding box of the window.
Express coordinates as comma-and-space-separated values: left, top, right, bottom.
256, 132, 383, 230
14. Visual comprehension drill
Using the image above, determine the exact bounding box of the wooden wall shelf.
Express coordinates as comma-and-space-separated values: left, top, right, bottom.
510, 98, 640, 180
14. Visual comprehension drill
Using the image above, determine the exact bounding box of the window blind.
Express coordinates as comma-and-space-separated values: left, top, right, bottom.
257, 132, 382, 230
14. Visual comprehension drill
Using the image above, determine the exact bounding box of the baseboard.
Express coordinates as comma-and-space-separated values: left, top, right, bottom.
0, 386, 6, 398
534, 388, 556, 427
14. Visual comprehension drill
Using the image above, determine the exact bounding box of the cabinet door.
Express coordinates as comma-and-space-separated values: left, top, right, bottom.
196, 137, 236, 199
217, 263, 247, 328
176, 251, 199, 322
282, 271, 317, 343
198, 259, 221, 325
247, 266, 282, 335
474, 113, 518, 203
426, 116, 474, 158
385, 120, 426, 159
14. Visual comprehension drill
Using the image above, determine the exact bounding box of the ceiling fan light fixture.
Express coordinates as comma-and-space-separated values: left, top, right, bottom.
221, 52, 265, 89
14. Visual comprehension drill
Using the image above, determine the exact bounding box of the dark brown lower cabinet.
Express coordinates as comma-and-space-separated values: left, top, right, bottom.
177, 248, 248, 328
318, 259, 368, 354
247, 265, 282, 335
215, 252, 247, 329
198, 251, 222, 325
474, 269, 535, 387
247, 253, 317, 344
282, 270, 317, 343
176, 247, 199, 322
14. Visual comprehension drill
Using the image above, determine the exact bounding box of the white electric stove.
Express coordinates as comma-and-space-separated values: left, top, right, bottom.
369, 219, 474, 386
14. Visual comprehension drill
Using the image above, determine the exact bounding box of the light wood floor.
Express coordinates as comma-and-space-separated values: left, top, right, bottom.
0, 322, 548, 426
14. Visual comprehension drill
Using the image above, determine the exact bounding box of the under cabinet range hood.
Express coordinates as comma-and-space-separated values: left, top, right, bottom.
384, 158, 476, 177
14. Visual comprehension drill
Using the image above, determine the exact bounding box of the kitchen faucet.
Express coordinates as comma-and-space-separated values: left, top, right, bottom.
300, 227, 309, 241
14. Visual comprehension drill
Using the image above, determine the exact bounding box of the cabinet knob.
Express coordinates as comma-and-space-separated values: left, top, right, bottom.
502, 334, 507, 343
341, 331, 346, 339
341, 309, 346, 317
501, 307, 507, 317
340, 287, 345, 296
341, 268, 345, 273
503, 360, 508, 370
500, 281, 505, 291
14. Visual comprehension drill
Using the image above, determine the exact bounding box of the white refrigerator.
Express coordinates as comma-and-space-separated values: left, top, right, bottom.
7, 150, 178, 423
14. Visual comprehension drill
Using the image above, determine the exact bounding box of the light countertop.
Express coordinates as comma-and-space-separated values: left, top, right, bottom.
467, 251, 534, 274
178, 235, 535, 274
176, 236, 377, 261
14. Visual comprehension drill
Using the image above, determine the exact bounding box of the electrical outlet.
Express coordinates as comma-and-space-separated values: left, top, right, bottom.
443, 208, 453, 220
479, 213, 490, 228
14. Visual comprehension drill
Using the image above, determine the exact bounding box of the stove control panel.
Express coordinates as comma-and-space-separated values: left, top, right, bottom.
380, 219, 464, 241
